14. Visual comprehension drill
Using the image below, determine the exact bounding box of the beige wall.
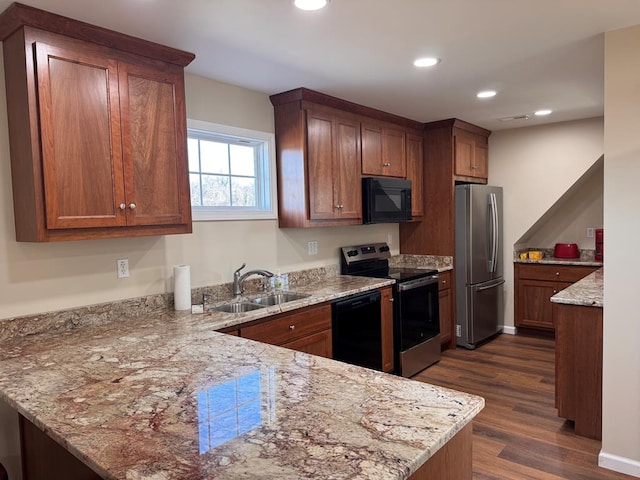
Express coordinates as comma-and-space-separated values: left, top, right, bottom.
601, 25, 640, 476
489, 117, 604, 328
0, 70, 398, 320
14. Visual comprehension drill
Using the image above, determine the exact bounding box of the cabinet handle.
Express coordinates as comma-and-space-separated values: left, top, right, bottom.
129, 203, 137, 210
289, 325, 295, 331
119, 203, 126, 210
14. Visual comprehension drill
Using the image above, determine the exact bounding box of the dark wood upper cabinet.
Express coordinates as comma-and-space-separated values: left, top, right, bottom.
361, 122, 407, 178
400, 119, 491, 256
0, 3, 194, 241
270, 88, 423, 228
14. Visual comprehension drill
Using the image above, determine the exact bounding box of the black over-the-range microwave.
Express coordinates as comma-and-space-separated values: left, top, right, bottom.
362, 177, 412, 224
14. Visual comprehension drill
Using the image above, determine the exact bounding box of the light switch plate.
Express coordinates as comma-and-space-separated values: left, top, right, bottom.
587, 227, 594, 238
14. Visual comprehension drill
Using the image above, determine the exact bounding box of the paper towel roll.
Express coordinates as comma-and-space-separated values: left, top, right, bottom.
174, 264, 191, 311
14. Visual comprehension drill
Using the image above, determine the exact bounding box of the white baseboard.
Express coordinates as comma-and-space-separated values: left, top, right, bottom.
501, 325, 517, 335
599, 451, 640, 477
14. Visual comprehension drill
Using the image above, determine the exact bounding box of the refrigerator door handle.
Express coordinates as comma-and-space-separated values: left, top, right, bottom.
476, 279, 505, 291
489, 192, 498, 273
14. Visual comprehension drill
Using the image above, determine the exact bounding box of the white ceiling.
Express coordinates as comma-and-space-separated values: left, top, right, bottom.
5, 0, 640, 131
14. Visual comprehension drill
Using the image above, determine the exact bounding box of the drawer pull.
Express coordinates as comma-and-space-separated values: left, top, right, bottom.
289, 325, 295, 331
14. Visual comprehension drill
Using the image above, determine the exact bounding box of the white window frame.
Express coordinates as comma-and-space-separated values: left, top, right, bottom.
187, 119, 277, 221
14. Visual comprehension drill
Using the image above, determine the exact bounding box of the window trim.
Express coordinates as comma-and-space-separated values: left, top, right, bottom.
187, 119, 277, 221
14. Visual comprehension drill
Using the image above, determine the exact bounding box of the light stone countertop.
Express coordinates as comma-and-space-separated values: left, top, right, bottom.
514, 257, 603, 267
0, 273, 484, 479
551, 268, 604, 307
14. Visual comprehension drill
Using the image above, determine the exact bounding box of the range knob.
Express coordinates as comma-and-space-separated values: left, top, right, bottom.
347, 249, 359, 257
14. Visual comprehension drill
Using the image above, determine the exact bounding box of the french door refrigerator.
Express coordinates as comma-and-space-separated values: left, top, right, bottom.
455, 184, 504, 349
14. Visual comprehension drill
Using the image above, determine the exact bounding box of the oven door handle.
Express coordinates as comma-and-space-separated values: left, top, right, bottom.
397, 275, 439, 291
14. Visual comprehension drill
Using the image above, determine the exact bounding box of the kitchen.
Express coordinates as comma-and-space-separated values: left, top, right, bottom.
0, 1, 638, 479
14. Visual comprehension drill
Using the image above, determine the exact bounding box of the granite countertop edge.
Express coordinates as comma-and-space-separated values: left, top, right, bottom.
551, 268, 604, 307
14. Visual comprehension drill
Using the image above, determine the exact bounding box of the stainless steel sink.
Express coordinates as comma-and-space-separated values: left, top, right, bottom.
211, 302, 265, 313
250, 292, 310, 306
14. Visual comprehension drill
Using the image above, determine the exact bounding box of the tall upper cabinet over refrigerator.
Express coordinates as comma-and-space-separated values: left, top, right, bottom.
455, 184, 504, 349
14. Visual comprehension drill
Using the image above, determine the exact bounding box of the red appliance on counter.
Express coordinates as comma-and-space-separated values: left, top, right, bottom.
554, 243, 580, 259
595, 229, 604, 261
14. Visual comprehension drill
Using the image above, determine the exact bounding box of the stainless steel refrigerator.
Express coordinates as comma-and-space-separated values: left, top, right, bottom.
455, 184, 504, 349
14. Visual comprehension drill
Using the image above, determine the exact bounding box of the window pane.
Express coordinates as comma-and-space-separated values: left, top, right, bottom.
202, 174, 230, 206
231, 176, 256, 207
188, 138, 200, 172
230, 144, 256, 176
200, 141, 229, 174
190, 173, 202, 206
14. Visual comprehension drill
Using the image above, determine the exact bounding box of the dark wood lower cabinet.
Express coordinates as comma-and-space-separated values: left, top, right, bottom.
19, 413, 472, 480
407, 423, 472, 480
514, 263, 599, 332
19, 415, 102, 480
438, 271, 454, 349
555, 303, 603, 440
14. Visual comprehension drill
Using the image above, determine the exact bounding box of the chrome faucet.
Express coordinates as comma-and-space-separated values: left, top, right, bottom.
233, 263, 274, 296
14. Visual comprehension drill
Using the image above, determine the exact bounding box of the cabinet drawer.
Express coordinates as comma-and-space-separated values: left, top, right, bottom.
517, 264, 597, 283
438, 270, 452, 291
241, 304, 331, 345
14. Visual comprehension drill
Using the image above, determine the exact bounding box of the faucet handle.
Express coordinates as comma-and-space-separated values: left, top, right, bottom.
234, 263, 246, 276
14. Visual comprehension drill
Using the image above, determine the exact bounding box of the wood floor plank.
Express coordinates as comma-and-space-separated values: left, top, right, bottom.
413, 334, 635, 480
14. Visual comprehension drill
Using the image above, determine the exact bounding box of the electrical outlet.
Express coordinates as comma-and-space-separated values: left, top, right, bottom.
307, 241, 318, 255
456, 324, 461, 337
387, 233, 393, 245
587, 227, 594, 238
116, 259, 129, 278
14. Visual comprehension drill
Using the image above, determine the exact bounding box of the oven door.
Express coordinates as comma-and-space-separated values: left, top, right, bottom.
394, 275, 440, 376
396, 275, 440, 350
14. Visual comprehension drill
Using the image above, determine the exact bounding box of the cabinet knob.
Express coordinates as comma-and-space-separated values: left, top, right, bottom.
383, 162, 391, 167
119, 203, 126, 210
335, 204, 344, 210
129, 203, 137, 210
556, 272, 560, 276
442, 280, 447, 285
289, 325, 295, 331
389, 297, 394, 302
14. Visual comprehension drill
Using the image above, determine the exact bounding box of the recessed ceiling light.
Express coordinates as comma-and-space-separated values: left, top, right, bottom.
477, 90, 497, 99
294, 0, 329, 10
413, 57, 440, 68
535, 109, 552, 116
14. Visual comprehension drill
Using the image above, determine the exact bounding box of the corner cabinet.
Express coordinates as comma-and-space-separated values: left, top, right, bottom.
270, 88, 424, 228
0, 4, 194, 241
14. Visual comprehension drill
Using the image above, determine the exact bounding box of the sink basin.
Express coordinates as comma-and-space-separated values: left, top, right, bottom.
250, 292, 310, 306
211, 302, 265, 313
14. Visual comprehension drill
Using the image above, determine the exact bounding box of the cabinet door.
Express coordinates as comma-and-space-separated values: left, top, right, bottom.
307, 110, 360, 221
439, 287, 452, 346
475, 143, 488, 178
333, 116, 362, 219
119, 61, 191, 226
35, 42, 126, 229
362, 123, 406, 177
281, 329, 332, 358
406, 133, 424, 217
516, 279, 556, 330
453, 132, 477, 178
380, 286, 394, 372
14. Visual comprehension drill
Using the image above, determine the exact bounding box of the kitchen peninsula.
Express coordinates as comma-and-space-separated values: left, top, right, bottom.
0, 273, 483, 480
552, 268, 604, 440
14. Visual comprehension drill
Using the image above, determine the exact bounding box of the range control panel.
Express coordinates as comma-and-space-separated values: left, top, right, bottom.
341, 242, 391, 265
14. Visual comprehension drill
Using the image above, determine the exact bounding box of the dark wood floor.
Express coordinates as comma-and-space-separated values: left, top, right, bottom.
414, 334, 635, 480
